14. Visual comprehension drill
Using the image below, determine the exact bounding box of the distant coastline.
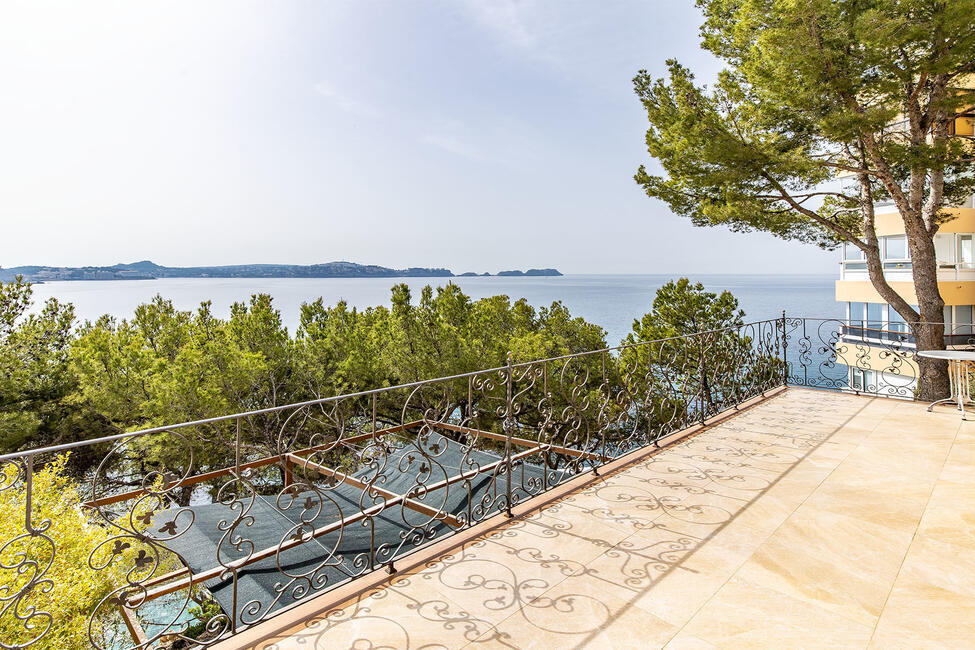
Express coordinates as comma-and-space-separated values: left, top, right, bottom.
0, 260, 563, 283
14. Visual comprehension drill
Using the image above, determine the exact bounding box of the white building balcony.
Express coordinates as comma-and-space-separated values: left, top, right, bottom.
839, 260, 975, 282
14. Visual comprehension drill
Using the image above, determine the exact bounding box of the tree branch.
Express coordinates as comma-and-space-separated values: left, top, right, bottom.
759, 172, 864, 246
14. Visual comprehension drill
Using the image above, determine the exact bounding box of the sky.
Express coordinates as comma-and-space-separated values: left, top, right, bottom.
0, 1, 837, 275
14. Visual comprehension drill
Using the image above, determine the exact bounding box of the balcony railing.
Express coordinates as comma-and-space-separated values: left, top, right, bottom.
787, 318, 974, 398
0, 315, 969, 649
840, 259, 975, 280
839, 321, 975, 348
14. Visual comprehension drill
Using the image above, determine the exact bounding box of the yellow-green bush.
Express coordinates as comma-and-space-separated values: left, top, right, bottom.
0, 456, 170, 648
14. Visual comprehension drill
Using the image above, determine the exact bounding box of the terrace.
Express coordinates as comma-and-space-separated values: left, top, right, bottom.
2, 317, 973, 649
219, 389, 975, 649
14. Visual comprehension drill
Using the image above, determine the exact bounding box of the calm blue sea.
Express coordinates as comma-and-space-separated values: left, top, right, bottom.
28, 274, 839, 347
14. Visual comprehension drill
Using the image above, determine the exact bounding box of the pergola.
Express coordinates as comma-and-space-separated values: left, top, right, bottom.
85, 420, 609, 644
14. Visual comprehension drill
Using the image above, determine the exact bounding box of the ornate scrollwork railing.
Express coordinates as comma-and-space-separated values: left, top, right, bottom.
784, 318, 973, 399
4, 314, 953, 648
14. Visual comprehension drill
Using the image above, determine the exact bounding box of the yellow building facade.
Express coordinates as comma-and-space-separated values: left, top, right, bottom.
838, 202, 975, 389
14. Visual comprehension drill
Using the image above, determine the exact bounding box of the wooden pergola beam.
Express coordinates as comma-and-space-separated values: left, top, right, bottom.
86, 420, 424, 509
283, 454, 464, 528
118, 603, 148, 647
88, 417, 605, 510
433, 422, 610, 462
134, 445, 546, 604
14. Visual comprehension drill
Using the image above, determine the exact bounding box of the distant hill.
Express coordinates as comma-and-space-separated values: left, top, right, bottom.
0, 260, 453, 282
496, 269, 563, 277
0, 261, 562, 282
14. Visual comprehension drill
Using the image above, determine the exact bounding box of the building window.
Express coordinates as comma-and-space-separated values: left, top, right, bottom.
957, 305, 974, 336
884, 235, 908, 260
843, 242, 865, 261
935, 234, 955, 264
888, 307, 907, 334
867, 303, 884, 333
960, 235, 973, 268
851, 368, 876, 391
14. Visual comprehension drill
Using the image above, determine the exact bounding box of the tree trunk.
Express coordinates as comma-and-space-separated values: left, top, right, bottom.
910, 75, 952, 402
906, 229, 950, 401
914, 324, 949, 402
859, 121, 951, 403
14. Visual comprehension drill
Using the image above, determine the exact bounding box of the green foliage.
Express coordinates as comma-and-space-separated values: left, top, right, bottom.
294, 283, 604, 415
291, 283, 609, 449
0, 456, 132, 648
622, 279, 775, 421
183, 598, 223, 640
634, 0, 975, 247
0, 277, 107, 456
0, 277, 608, 480
635, 0, 973, 399
626, 278, 745, 341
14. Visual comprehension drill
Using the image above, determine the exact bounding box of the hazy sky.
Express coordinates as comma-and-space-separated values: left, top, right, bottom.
1, 1, 836, 274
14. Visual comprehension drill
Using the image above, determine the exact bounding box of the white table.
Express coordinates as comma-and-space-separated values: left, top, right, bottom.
917, 350, 975, 420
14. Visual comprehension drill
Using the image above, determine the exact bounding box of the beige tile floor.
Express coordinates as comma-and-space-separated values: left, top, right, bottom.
234, 389, 975, 649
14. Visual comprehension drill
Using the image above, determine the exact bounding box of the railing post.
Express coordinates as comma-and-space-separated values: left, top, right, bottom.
232, 416, 241, 634
781, 310, 788, 387
504, 351, 514, 518
19, 454, 54, 648
698, 335, 706, 425
595, 350, 608, 476
25, 455, 34, 534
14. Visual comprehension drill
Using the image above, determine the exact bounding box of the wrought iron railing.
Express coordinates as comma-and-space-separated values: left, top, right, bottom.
0, 315, 968, 648
786, 318, 973, 398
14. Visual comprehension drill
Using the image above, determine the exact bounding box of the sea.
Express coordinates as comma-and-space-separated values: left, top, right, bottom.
28, 274, 839, 347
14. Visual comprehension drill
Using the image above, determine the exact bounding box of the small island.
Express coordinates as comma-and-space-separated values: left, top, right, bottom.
496, 269, 563, 277
0, 261, 562, 282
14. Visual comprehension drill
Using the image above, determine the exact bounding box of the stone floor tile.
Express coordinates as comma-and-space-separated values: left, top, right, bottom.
662, 633, 718, 649
915, 483, 975, 550
801, 455, 935, 531
612, 530, 756, 628
841, 439, 952, 482
870, 537, 975, 648
463, 577, 679, 650
487, 500, 633, 565
895, 535, 975, 599
412, 535, 589, 626
679, 575, 874, 649
938, 441, 975, 487
571, 522, 703, 607
733, 505, 913, 627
